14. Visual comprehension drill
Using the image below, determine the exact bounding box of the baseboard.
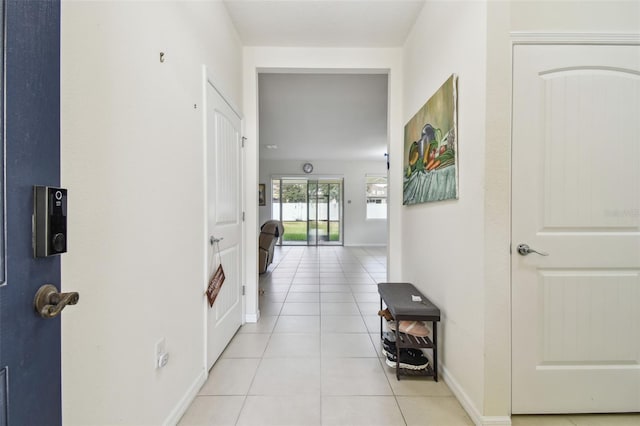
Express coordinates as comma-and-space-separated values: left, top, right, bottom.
441, 365, 512, 426
163, 368, 207, 426
481, 416, 512, 425
245, 311, 259, 323
343, 243, 387, 247
441, 364, 484, 425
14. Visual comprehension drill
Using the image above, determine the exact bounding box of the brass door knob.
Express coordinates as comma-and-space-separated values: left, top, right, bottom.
33, 284, 79, 319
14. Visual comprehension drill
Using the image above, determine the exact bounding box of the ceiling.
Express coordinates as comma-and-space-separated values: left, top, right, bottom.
258, 73, 388, 161
225, 1, 422, 163
223, 0, 426, 48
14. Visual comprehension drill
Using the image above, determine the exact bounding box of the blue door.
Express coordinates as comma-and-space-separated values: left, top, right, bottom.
0, 0, 63, 424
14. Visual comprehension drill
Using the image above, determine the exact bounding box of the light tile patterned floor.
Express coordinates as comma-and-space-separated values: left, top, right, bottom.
179, 246, 470, 426
179, 246, 640, 426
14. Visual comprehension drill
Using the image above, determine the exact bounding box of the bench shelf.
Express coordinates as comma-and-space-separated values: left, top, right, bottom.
378, 282, 441, 381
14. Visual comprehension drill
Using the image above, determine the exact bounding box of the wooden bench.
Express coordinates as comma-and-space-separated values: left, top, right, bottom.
378, 282, 440, 381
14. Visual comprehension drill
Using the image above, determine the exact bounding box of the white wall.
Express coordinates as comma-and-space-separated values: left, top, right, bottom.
244, 47, 404, 322
60, 1, 242, 424
259, 159, 387, 246
401, 0, 488, 418
510, 0, 640, 33
482, 0, 512, 420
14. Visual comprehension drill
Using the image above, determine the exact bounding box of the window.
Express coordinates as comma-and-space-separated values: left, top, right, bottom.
366, 175, 387, 219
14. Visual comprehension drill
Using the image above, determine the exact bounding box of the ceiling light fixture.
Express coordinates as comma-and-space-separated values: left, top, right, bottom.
264, 144, 278, 149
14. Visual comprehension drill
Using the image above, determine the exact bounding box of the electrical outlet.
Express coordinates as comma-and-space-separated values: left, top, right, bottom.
155, 338, 167, 369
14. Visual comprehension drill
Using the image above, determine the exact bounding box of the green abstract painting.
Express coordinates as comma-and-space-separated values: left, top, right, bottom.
403, 74, 458, 205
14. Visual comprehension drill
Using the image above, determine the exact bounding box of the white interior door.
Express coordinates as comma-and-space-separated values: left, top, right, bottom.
206, 78, 243, 369
512, 43, 640, 414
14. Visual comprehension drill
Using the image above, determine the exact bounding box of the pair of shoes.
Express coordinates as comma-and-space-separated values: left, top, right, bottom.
384, 347, 430, 370
387, 320, 430, 337
377, 308, 394, 321
382, 338, 424, 359
382, 331, 396, 345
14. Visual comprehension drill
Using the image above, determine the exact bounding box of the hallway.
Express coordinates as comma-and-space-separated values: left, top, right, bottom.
179, 246, 472, 425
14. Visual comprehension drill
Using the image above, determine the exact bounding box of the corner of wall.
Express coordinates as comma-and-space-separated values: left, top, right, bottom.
242, 47, 260, 323
163, 369, 208, 426
482, 0, 513, 419
442, 364, 512, 425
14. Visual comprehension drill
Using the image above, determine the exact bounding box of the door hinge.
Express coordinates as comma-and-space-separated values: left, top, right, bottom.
242, 211, 245, 222
242, 285, 246, 296
241, 136, 246, 148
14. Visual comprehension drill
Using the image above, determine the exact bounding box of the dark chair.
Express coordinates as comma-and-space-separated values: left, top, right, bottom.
258, 220, 284, 274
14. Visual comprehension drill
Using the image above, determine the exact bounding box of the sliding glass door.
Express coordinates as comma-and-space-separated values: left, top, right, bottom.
308, 180, 342, 244
277, 179, 308, 244
272, 177, 343, 246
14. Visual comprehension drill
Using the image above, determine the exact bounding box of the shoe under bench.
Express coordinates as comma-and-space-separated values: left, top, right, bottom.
378, 282, 441, 381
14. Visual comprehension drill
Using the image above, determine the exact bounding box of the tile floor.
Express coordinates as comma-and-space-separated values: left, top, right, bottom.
179, 246, 640, 426
179, 246, 471, 426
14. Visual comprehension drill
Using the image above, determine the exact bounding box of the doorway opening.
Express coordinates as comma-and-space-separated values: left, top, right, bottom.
271, 177, 343, 246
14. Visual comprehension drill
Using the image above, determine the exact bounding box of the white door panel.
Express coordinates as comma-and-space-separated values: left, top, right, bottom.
213, 111, 240, 225
512, 44, 640, 413
206, 79, 243, 370
214, 246, 240, 323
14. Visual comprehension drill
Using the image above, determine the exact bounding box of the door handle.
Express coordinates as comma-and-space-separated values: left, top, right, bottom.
33, 284, 79, 319
516, 243, 548, 256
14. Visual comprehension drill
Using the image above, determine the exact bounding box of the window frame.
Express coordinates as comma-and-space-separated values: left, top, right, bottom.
365, 174, 387, 220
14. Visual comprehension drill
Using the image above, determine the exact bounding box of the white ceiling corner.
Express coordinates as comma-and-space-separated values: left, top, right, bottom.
222, 0, 426, 47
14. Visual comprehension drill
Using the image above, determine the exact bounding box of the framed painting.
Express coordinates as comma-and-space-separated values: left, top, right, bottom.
258, 183, 266, 206
403, 74, 458, 205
